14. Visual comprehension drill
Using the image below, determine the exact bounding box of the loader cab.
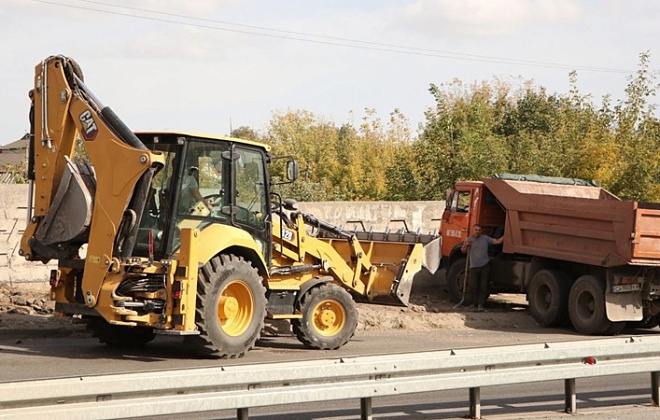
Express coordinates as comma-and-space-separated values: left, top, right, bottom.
132, 132, 272, 262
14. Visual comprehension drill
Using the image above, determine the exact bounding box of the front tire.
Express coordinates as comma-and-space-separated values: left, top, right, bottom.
292, 283, 358, 350
186, 254, 267, 358
447, 257, 472, 305
528, 269, 571, 327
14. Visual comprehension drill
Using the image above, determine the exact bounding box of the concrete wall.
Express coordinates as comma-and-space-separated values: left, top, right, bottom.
0, 184, 57, 285
298, 201, 442, 234
0, 184, 443, 285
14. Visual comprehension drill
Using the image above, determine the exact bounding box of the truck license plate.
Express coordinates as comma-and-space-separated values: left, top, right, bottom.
612, 284, 641, 293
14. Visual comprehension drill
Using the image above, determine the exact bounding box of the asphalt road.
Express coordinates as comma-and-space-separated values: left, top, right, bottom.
0, 326, 587, 381
2, 326, 659, 419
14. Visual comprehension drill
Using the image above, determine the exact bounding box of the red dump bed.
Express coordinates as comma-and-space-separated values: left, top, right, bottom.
482, 178, 660, 267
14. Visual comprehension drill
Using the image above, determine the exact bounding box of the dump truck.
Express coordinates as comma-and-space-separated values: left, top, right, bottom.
440, 174, 660, 335
19, 55, 435, 357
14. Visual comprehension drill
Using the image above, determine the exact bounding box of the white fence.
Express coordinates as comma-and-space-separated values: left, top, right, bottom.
1, 336, 659, 419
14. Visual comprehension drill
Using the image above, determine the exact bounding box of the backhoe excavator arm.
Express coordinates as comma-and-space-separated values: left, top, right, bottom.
19, 55, 165, 307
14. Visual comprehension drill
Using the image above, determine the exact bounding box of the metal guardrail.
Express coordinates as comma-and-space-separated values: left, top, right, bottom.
1, 336, 659, 420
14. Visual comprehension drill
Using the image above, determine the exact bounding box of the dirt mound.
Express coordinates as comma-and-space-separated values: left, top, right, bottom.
357, 281, 533, 332
0, 282, 53, 315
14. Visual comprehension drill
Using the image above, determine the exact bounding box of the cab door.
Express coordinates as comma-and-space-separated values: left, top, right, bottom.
231, 145, 272, 263
440, 186, 476, 258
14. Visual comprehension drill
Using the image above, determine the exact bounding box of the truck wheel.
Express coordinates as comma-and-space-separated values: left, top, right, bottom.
292, 283, 358, 350
447, 257, 473, 305
186, 254, 267, 358
86, 318, 155, 348
568, 275, 612, 335
528, 269, 571, 327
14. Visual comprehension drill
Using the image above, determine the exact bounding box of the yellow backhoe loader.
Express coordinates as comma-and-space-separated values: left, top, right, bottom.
19, 55, 438, 357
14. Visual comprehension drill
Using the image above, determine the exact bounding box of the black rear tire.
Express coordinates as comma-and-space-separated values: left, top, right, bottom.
292, 283, 358, 350
185, 254, 267, 358
528, 269, 571, 327
568, 275, 612, 335
86, 318, 155, 348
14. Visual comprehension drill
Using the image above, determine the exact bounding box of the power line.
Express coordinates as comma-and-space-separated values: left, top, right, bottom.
30, 0, 634, 74
78, 0, 631, 73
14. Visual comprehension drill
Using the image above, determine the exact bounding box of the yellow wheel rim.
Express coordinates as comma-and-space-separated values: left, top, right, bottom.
312, 299, 345, 336
218, 280, 254, 337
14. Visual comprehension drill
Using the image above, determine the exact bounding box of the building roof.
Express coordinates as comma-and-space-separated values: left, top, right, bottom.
0, 134, 28, 167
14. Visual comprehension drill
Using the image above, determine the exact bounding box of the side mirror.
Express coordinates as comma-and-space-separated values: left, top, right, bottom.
287, 160, 299, 182
270, 155, 299, 185
284, 198, 299, 211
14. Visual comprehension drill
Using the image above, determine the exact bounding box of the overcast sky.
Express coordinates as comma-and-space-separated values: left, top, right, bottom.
1, 0, 659, 145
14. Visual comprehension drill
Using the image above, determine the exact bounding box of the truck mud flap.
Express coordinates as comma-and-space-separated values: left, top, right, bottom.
605, 274, 644, 322
605, 290, 644, 322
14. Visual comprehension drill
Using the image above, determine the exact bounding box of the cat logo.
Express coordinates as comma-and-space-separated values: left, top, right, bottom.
79, 110, 98, 141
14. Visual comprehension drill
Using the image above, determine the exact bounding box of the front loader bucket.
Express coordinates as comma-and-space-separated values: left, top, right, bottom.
331, 238, 426, 307
300, 211, 439, 307
367, 241, 425, 306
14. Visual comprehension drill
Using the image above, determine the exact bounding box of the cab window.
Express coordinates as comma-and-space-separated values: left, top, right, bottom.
450, 190, 471, 213
234, 147, 267, 230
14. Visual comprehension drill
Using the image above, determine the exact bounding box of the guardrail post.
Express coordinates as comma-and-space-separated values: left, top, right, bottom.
469, 387, 481, 419
361, 397, 373, 420
652, 371, 660, 406
565, 378, 576, 413
237, 407, 248, 420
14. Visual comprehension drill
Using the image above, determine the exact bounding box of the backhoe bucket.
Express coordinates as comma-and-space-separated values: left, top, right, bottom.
35, 157, 95, 245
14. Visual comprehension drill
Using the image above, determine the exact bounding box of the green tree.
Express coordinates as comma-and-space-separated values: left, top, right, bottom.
609, 51, 660, 200
264, 110, 343, 201
413, 79, 511, 198
231, 126, 260, 141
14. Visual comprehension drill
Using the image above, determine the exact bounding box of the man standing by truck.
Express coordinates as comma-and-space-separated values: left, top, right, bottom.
461, 225, 504, 310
